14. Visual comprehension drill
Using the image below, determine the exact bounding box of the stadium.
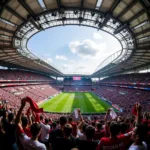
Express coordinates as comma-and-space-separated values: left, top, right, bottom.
0, 0, 150, 150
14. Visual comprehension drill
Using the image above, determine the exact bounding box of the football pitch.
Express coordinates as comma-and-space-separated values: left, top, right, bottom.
39, 92, 113, 113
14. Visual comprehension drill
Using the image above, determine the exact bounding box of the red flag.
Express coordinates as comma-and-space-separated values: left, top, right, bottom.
25, 96, 43, 113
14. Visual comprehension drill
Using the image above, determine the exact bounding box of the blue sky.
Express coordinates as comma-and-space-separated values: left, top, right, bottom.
28, 26, 121, 74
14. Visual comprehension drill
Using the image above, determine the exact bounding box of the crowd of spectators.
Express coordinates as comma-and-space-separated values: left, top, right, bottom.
94, 86, 150, 113
0, 70, 54, 81
0, 98, 150, 150
0, 84, 60, 109
0, 71, 150, 149
100, 73, 150, 83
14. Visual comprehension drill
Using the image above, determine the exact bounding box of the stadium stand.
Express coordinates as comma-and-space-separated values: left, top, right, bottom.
100, 73, 150, 83
0, 84, 60, 108
94, 86, 150, 113
0, 70, 55, 82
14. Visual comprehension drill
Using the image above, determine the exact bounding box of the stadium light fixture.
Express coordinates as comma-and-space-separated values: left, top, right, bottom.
0, 34, 10, 39
37, 0, 46, 10
133, 20, 149, 30
79, 17, 83, 23
74, 10, 78, 15
139, 36, 149, 41
112, 20, 117, 24
0, 18, 17, 27
91, 12, 95, 17
114, 23, 128, 35
51, 12, 57, 16
96, 0, 103, 9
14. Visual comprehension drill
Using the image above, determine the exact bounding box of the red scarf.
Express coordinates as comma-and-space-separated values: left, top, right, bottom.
25, 96, 43, 113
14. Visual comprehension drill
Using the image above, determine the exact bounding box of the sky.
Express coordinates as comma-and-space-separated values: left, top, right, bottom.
28, 26, 121, 74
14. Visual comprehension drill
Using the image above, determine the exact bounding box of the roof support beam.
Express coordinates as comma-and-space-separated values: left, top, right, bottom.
99, 14, 110, 29
0, 39, 11, 43
109, 0, 121, 13
18, 0, 43, 30
135, 28, 150, 36
0, 0, 11, 16
0, 33, 12, 38
133, 60, 149, 63
0, 27, 14, 34
117, 1, 138, 18
136, 58, 150, 61
57, 0, 62, 7
81, 0, 84, 8
137, 41, 150, 45
0, 17, 18, 27
114, 23, 128, 34
136, 46, 150, 50
5, 6, 26, 21
18, 0, 36, 20
0, 45, 12, 49
138, 0, 150, 20
134, 51, 150, 53
127, 10, 145, 23
30, 19, 42, 30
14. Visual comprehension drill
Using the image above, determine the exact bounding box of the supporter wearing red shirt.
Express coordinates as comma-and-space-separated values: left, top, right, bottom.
68, 117, 77, 137
97, 122, 129, 150
49, 124, 76, 150
15, 98, 46, 150
49, 122, 57, 134
76, 125, 99, 150
128, 103, 148, 150
97, 109, 131, 150
94, 123, 105, 140
21, 116, 32, 137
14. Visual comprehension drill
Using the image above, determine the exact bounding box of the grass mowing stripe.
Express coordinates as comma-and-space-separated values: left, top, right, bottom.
39, 92, 115, 113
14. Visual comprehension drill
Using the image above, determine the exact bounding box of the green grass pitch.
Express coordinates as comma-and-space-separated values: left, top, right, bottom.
39, 92, 113, 113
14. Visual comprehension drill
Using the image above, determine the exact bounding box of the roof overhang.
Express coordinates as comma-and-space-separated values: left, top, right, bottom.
0, 0, 150, 77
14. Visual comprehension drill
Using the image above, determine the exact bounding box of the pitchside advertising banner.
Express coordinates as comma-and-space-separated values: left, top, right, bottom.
73, 77, 81, 80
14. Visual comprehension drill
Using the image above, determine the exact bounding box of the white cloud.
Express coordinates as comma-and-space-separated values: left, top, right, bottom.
69, 39, 106, 59
55, 55, 68, 60
93, 32, 103, 40
62, 64, 69, 69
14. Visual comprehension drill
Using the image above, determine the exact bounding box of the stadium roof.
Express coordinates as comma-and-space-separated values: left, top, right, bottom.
0, 0, 150, 77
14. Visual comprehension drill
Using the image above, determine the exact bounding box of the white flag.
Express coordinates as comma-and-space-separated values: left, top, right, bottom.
88, 115, 91, 121
110, 108, 117, 119
74, 109, 78, 119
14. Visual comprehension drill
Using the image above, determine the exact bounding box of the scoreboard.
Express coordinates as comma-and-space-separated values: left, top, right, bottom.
73, 77, 81, 80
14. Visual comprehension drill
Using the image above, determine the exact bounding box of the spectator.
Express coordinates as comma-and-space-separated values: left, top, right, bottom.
97, 109, 131, 150
128, 103, 148, 150
40, 118, 50, 147
94, 123, 105, 140
50, 124, 76, 150
3, 112, 17, 150
76, 125, 99, 150
15, 97, 46, 150
49, 116, 67, 149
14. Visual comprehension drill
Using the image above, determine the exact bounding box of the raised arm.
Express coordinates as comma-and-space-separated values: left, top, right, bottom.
15, 98, 26, 127
104, 109, 110, 126
136, 103, 142, 125
77, 109, 84, 129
